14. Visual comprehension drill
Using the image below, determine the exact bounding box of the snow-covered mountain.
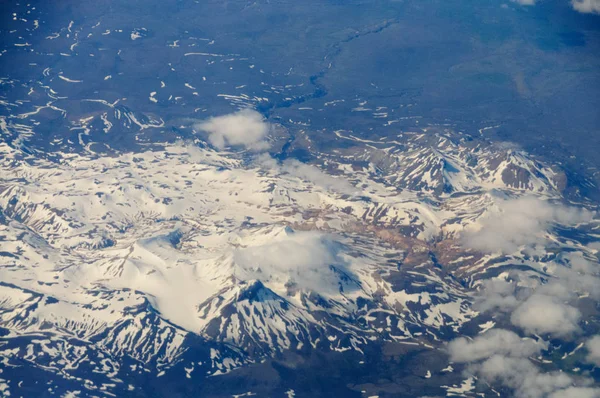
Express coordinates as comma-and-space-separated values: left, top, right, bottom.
1, 123, 599, 397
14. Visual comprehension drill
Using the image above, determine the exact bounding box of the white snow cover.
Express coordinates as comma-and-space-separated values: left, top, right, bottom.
1, 119, 599, 396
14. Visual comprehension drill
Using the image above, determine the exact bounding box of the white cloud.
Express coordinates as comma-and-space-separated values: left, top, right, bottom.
195, 109, 270, 151
510, 0, 600, 14
448, 329, 577, 398
255, 154, 356, 195
462, 196, 593, 254
477, 355, 574, 398
585, 335, 600, 366
474, 279, 521, 313
448, 329, 599, 398
550, 257, 600, 300
255, 152, 279, 169
474, 255, 600, 341
572, 0, 600, 13
281, 159, 356, 195
471, 241, 600, 341
233, 230, 345, 294
566, 252, 598, 274
548, 387, 600, 398
510, 294, 581, 337
474, 275, 586, 339
448, 329, 544, 363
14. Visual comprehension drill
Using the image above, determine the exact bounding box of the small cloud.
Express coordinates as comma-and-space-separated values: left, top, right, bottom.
566, 252, 598, 274
474, 256, 600, 339
548, 387, 600, 398
477, 355, 573, 398
281, 159, 355, 195
448, 329, 544, 363
448, 329, 595, 398
510, 0, 600, 13
462, 196, 593, 254
255, 152, 278, 169
510, 294, 581, 337
585, 335, 600, 366
195, 109, 270, 151
572, 0, 600, 13
233, 230, 345, 294
474, 279, 521, 313
254, 154, 355, 195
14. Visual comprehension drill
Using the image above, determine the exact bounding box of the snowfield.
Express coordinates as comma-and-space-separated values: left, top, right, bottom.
0, 129, 598, 396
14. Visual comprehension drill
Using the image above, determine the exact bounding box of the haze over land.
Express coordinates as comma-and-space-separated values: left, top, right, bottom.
0, 0, 599, 397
